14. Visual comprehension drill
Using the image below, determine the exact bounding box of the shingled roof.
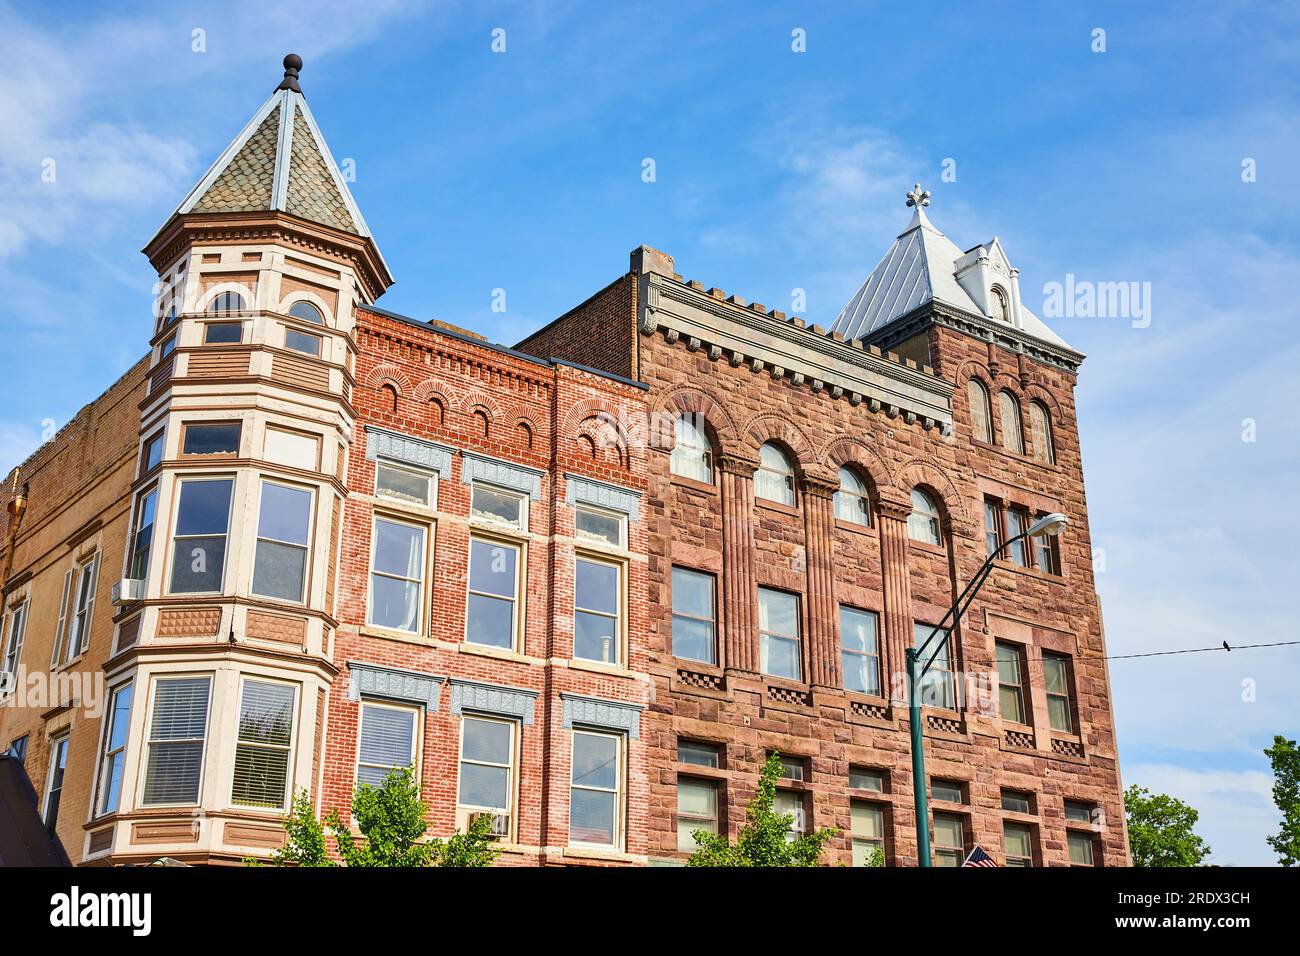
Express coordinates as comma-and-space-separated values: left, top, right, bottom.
171, 56, 375, 242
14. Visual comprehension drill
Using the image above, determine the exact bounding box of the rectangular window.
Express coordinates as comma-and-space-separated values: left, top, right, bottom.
252, 481, 313, 603
284, 327, 322, 356
44, 735, 69, 832
850, 767, 886, 793
1043, 653, 1075, 733
840, 606, 881, 696
676, 777, 719, 851
678, 740, 721, 768
570, 730, 621, 848
376, 461, 434, 508
931, 779, 964, 804
470, 484, 526, 529
1000, 789, 1033, 814
232, 679, 296, 809
775, 789, 807, 841
1007, 507, 1030, 566
51, 570, 71, 668
913, 623, 954, 709
142, 676, 211, 805
204, 322, 242, 344
932, 811, 965, 867
984, 498, 1002, 557
129, 489, 158, 581
574, 556, 621, 664
159, 334, 176, 359
458, 715, 515, 814
97, 682, 133, 816
357, 702, 418, 787
182, 422, 241, 456
2, 601, 27, 684
671, 567, 716, 664
1067, 830, 1096, 866
758, 588, 801, 681
1064, 800, 1095, 823
575, 504, 624, 548
265, 428, 319, 472
141, 432, 164, 475
369, 517, 426, 633
776, 755, 806, 782
851, 800, 885, 865
63, 552, 99, 663
466, 537, 520, 649
8, 735, 27, 764
1004, 821, 1034, 866
996, 642, 1027, 724
169, 478, 234, 594
1034, 523, 1058, 574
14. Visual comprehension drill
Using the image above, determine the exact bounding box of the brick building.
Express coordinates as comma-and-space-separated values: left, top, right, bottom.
0, 59, 1125, 867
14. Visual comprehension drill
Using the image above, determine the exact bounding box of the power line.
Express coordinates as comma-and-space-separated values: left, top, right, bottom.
1106, 640, 1300, 660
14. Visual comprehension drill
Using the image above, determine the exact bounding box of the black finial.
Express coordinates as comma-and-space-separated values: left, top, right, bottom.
277, 53, 303, 93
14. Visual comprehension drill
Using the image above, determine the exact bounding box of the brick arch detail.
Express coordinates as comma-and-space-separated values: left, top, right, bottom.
892, 455, 972, 530
1021, 383, 1065, 422
453, 388, 505, 423
651, 385, 739, 451
738, 412, 817, 475
818, 436, 894, 496
574, 413, 629, 469
362, 363, 412, 395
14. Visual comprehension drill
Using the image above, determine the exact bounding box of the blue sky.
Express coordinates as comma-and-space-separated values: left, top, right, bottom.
2, 1, 1297, 864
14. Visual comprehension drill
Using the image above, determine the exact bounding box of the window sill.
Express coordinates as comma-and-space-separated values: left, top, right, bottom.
754, 498, 800, 517
359, 624, 432, 646
993, 559, 1065, 583
908, 540, 947, 558
560, 844, 638, 864
669, 475, 718, 496
458, 641, 537, 665
566, 657, 632, 678
834, 519, 876, 538
369, 495, 439, 522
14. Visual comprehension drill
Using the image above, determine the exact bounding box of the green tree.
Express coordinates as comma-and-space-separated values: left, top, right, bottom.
254, 765, 500, 867
687, 752, 838, 866
1124, 785, 1211, 867
1265, 735, 1300, 866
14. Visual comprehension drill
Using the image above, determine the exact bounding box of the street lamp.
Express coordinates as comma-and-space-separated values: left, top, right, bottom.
906, 512, 1069, 867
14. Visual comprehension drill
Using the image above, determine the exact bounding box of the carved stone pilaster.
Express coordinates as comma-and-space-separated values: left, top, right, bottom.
878, 513, 914, 706
720, 466, 758, 674
802, 485, 840, 687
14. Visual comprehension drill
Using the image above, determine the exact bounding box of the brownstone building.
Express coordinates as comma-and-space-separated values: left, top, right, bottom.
0, 59, 1125, 867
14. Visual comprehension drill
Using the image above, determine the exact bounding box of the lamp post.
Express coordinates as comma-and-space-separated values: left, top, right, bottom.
907, 512, 1068, 867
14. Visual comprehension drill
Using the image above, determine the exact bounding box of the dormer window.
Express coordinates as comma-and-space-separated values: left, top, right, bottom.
989, 287, 1009, 323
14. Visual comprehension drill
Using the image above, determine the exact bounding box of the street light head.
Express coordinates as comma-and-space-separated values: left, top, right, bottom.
1028, 512, 1069, 538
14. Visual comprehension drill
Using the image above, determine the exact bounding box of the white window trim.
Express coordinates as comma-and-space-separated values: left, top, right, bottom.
43, 733, 70, 826
356, 699, 422, 787
456, 714, 518, 816
465, 533, 522, 651
374, 457, 438, 511
139, 674, 213, 808
573, 502, 627, 550
469, 481, 529, 531
250, 478, 315, 605
95, 680, 133, 817
1, 599, 27, 691
167, 477, 235, 596
572, 552, 624, 666
367, 514, 429, 635
568, 728, 624, 850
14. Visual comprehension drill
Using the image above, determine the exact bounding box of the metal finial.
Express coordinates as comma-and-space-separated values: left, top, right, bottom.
277, 53, 303, 93
905, 183, 931, 209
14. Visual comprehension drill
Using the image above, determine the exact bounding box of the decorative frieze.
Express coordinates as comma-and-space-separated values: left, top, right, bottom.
460, 451, 543, 500
364, 425, 454, 478
449, 678, 538, 724
347, 661, 442, 709
565, 474, 642, 521
561, 693, 644, 738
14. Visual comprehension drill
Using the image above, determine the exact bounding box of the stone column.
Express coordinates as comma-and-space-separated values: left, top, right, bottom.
718, 454, 758, 675
876, 498, 915, 705
801, 476, 840, 688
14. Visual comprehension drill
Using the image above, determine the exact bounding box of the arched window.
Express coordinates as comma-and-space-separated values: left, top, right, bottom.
670, 415, 712, 483
998, 391, 1024, 454
1029, 401, 1055, 464
967, 379, 992, 443
754, 443, 795, 506
834, 466, 870, 526
288, 301, 325, 324
907, 487, 942, 545
989, 287, 1009, 323
207, 291, 247, 315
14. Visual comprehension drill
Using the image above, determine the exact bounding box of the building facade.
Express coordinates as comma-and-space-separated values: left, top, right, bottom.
0, 59, 1126, 867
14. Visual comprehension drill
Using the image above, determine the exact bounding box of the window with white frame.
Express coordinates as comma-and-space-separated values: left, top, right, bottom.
284, 327, 322, 356
774, 788, 807, 842
129, 489, 158, 582
574, 504, 624, 548
839, 606, 881, 696
376, 460, 436, 508
251, 481, 313, 603
44, 734, 69, 831
357, 702, 418, 787
754, 443, 796, 506
851, 800, 885, 865
1, 600, 27, 686
834, 466, 871, 526
369, 517, 426, 634
62, 552, 99, 663
169, 478, 234, 594
142, 676, 211, 805
97, 682, 133, 816
670, 415, 712, 483
758, 588, 801, 681
470, 483, 526, 529
569, 729, 621, 847
458, 715, 515, 817
676, 777, 719, 851
466, 537, 520, 649
207, 291, 247, 315
907, 487, 942, 545
932, 812, 965, 867
288, 301, 325, 324
574, 556, 621, 664
231, 679, 296, 809
671, 567, 716, 664
913, 622, 954, 709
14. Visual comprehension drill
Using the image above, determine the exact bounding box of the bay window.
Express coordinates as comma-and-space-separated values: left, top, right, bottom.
231, 679, 296, 809
142, 676, 211, 805
169, 478, 234, 594
252, 481, 313, 603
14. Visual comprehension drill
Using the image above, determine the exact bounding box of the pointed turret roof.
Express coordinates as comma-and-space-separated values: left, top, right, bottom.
169, 54, 376, 241
831, 190, 1072, 352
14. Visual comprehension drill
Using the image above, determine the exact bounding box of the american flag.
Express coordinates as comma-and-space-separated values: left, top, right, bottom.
962, 846, 998, 867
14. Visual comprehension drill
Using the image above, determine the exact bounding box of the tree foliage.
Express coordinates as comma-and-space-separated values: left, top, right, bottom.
1124, 784, 1211, 867
1265, 735, 1300, 867
255, 765, 501, 868
687, 752, 838, 867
